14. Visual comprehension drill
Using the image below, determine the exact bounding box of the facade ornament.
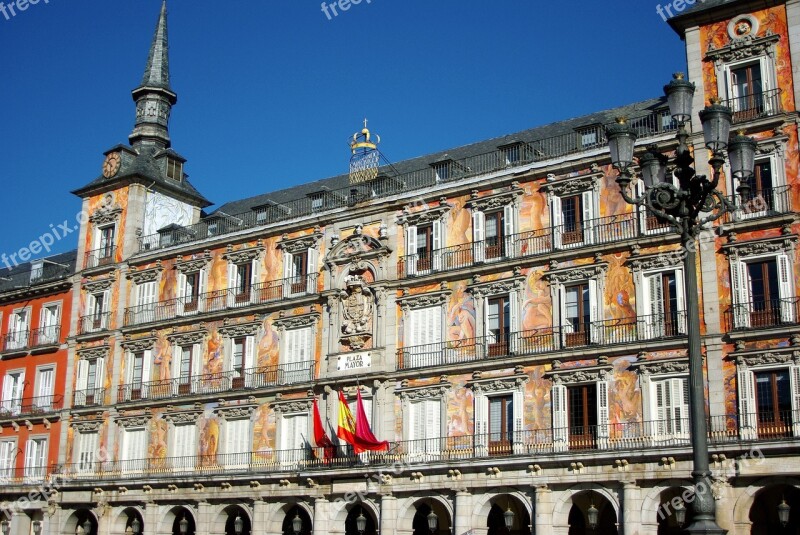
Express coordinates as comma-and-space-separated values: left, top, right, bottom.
175, 251, 213, 273
705, 31, 779, 66
218, 320, 262, 338
467, 275, 525, 298
115, 414, 151, 428
126, 260, 164, 283
397, 385, 449, 400
73, 419, 104, 432
167, 327, 207, 346
548, 366, 611, 384
734, 350, 795, 368
540, 174, 601, 197
77, 345, 110, 361
326, 232, 391, 267
271, 312, 320, 333
722, 235, 798, 260
82, 275, 116, 293
121, 336, 157, 352
222, 240, 265, 264
754, 136, 788, 159
543, 263, 608, 284
634, 359, 690, 376
339, 276, 374, 348
215, 404, 257, 420
163, 409, 203, 424
278, 232, 323, 254
468, 374, 527, 393
396, 288, 451, 311
272, 399, 313, 414
465, 185, 524, 212
89, 205, 123, 226
397, 203, 452, 227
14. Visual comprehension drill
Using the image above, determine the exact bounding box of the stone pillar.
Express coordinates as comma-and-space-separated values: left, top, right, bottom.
196, 501, 213, 535
10, 510, 30, 535
380, 495, 397, 535
143, 503, 160, 535
253, 499, 269, 535
533, 486, 552, 535
313, 497, 331, 535
453, 491, 472, 535
621, 480, 641, 535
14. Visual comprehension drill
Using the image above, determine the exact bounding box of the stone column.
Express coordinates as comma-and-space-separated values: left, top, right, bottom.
453, 491, 472, 535
143, 503, 160, 535
313, 497, 331, 535
196, 501, 213, 535
621, 480, 641, 535
10, 510, 30, 535
533, 486, 552, 535
380, 494, 397, 535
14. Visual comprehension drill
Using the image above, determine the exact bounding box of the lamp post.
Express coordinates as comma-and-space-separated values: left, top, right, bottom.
356, 510, 367, 535
292, 513, 303, 535
503, 506, 514, 534
83, 519, 93, 535
586, 503, 599, 532
131, 517, 141, 535
427, 506, 439, 534
674, 500, 687, 529
607, 72, 756, 535
1, 519, 9, 535
32, 521, 42, 535
778, 499, 790, 528
179, 515, 189, 535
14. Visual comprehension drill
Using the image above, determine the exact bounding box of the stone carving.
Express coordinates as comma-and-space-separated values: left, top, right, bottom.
755, 136, 787, 158
73, 420, 103, 432
222, 241, 265, 264
163, 410, 203, 424
550, 368, 610, 384
77, 346, 109, 360
397, 290, 451, 311
541, 174, 600, 197
273, 400, 313, 414
176, 251, 212, 274
465, 186, 523, 212
469, 375, 526, 393
397, 203, 451, 227
626, 252, 683, 271
83, 276, 115, 293
467, 277, 525, 298
735, 350, 799, 368
167, 328, 207, 346
273, 313, 320, 331
215, 405, 256, 420
398, 386, 449, 400
636, 360, 689, 376
127, 261, 163, 283
218, 321, 261, 338
705, 32, 780, 65
116, 414, 150, 428
326, 233, 390, 266
278, 232, 323, 254
121, 337, 157, 352
89, 206, 123, 226
724, 235, 797, 259
543, 263, 608, 284
341, 276, 373, 337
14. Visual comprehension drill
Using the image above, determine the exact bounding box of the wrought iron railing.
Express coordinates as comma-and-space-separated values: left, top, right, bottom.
0, 394, 63, 418
137, 110, 679, 253
0, 466, 52, 485
0, 263, 72, 293
726, 297, 800, 331
73, 387, 105, 408
397, 312, 688, 370
56, 412, 800, 481
85, 246, 117, 269
724, 185, 793, 223
398, 212, 665, 279
124, 274, 318, 326
79, 313, 111, 335
1, 330, 30, 352
720, 88, 783, 124
117, 361, 315, 402
31, 325, 61, 347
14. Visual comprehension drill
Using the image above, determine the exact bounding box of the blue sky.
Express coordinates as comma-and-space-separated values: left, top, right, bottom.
0, 0, 686, 262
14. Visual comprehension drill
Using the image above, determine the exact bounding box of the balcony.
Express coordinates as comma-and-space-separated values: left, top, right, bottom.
117, 361, 315, 403
1, 330, 29, 352
137, 110, 678, 254
84, 246, 117, 270
720, 88, 783, 124
73, 387, 105, 408
0, 394, 63, 418
0, 466, 52, 486
0, 263, 72, 294
124, 274, 318, 327
397, 212, 676, 279
726, 298, 800, 332
397, 312, 688, 370
79, 313, 111, 335
31, 326, 61, 348
724, 185, 793, 224
57, 412, 798, 482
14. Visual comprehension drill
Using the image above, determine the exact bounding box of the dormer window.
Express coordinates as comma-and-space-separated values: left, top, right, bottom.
30, 261, 43, 283
432, 160, 452, 182
499, 142, 528, 166
576, 125, 602, 149
166, 158, 183, 182
310, 193, 324, 212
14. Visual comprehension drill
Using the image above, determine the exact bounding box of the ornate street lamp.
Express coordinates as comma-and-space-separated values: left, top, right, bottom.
427, 507, 439, 533
83, 520, 93, 535
131, 517, 141, 535
778, 498, 791, 527
607, 72, 755, 535
586, 503, 599, 531
32, 521, 42, 535
179, 515, 189, 535
356, 510, 367, 535
503, 506, 514, 532
292, 513, 303, 535
674, 500, 686, 528
1, 520, 9, 535
234, 514, 244, 535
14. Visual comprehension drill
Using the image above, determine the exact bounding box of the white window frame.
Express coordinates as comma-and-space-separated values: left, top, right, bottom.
404, 396, 444, 459
223, 418, 251, 469
729, 151, 787, 220
551, 374, 610, 452
637, 268, 687, 339
720, 55, 776, 111
7, 307, 31, 350
640, 373, 690, 443
737, 361, 800, 440
34, 365, 55, 410
171, 343, 201, 394
282, 247, 319, 297
405, 220, 445, 276
85, 290, 110, 332
473, 383, 524, 455
281, 326, 314, 385
76, 431, 99, 472
170, 423, 198, 471
472, 204, 518, 262
404, 305, 445, 368
279, 411, 310, 465
176, 269, 207, 316
0, 439, 17, 479
730, 252, 795, 328
120, 427, 147, 470
1, 369, 26, 416
124, 349, 152, 401
556, 279, 600, 347
226, 335, 255, 387
94, 223, 117, 258
551, 189, 597, 249
75, 357, 105, 406
38, 301, 61, 345
23, 436, 47, 480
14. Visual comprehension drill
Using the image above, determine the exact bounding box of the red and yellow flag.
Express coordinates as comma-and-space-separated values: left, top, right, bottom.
336, 391, 358, 446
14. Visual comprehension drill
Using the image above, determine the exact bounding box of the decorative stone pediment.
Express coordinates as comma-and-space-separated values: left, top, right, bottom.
465, 185, 524, 212
77, 345, 109, 361
127, 261, 164, 284
705, 32, 780, 65
167, 328, 207, 346
543, 263, 608, 284
626, 252, 682, 272
278, 231, 323, 254
397, 287, 451, 310
541, 173, 602, 197
734, 349, 800, 368
398, 385, 449, 400
397, 203, 452, 227
326, 229, 390, 266
215, 404, 257, 420
83, 275, 116, 293
548, 366, 611, 385
73, 419, 103, 432
273, 399, 313, 414
222, 240, 265, 264
163, 409, 203, 424
722, 235, 797, 259
90, 204, 123, 226
121, 336, 157, 352
273, 312, 320, 332
467, 374, 527, 393
467, 275, 525, 298
175, 251, 212, 274
633, 359, 689, 376
755, 135, 788, 158
116, 413, 151, 428
219, 320, 262, 338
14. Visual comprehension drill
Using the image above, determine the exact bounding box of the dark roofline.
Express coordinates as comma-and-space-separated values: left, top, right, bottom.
71, 172, 212, 208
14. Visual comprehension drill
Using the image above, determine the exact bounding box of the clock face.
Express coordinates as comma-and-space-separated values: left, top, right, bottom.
102, 152, 121, 178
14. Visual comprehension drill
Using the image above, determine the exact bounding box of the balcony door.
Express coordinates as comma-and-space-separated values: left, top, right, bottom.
568, 384, 597, 450
730, 62, 764, 120
488, 395, 513, 454
747, 259, 781, 327
754, 369, 793, 438
1, 372, 24, 415
486, 296, 510, 357
564, 283, 590, 347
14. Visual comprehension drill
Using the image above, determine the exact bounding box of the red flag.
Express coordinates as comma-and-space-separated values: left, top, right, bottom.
312, 399, 335, 460
353, 389, 389, 452
336, 391, 358, 446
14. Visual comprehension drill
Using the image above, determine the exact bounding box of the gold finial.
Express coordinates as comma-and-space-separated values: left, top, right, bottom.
673, 72, 685, 80
709, 96, 721, 105
615, 116, 628, 124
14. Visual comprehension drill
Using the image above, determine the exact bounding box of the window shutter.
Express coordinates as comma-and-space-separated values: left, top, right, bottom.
176, 272, 187, 315
406, 225, 418, 276
653, 380, 667, 436
503, 204, 515, 258
0, 441, 13, 473
597, 380, 609, 447
410, 401, 425, 443
192, 344, 202, 377
509, 291, 519, 353
86, 294, 96, 321
551, 196, 563, 249
425, 399, 441, 442
731, 260, 750, 328
558, 285, 569, 348
674, 269, 687, 333
582, 190, 595, 244
432, 219, 443, 271
472, 211, 486, 263
674, 378, 689, 436
171, 345, 181, 381
37, 368, 54, 398
552, 384, 568, 450
1, 375, 12, 409
474, 393, 488, 451
307, 248, 319, 292
24, 439, 37, 471
777, 254, 795, 322
244, 336, 255, 371
227, 262, 238, 290
512, 390, 524, 437
141, 350, 152, 396
738, 369, 757, 439
283, 252, 293, 279
588, 279, 601, 344
94, 358, 105, 390
101, 290, 110, 314
635, 181, 647, 232
76, 360, 89, 392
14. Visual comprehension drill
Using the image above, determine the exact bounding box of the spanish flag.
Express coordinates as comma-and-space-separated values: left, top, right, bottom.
336, 391, 358, 446
336, 390, 389, 454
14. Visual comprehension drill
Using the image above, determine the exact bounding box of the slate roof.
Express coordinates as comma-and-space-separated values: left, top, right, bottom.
213, 96, 669, 216
0, 249, 77, 294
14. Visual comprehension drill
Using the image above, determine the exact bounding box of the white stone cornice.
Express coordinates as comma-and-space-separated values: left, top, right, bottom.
705, 32, 780, 65
163, 409, 204, 424
73, 419, 104, 432
540, 173, 602, 197
82, 274, 116, 293
126, 261, 164, 284
467, 373, 527, 393
722, 235, 798, 259
272, 399, 313, 414
278, 231, 323, 254
166, 328, 207, 346
548, 365, 612, 385
397, 203, 452, 227
273, 312, 320, 332
214, 404, 257, 421
734, 349, 800, 368
543, 263, 608, 284
115, 414, 151, 428
222, 240, 265, 264
175, 251, 212, 274
631, 359, 689, 376
626, 252, 682, 272
465, 185, 524, 211
120, 336, 158, 352
467, 275, 525, 298
77, 345, 110, 360
218, 320, 262, 338
397, 384, 449, 400
396, 286, 451, 310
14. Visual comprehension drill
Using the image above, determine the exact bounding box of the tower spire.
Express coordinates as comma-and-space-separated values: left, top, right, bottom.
129, 0, 177, 150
